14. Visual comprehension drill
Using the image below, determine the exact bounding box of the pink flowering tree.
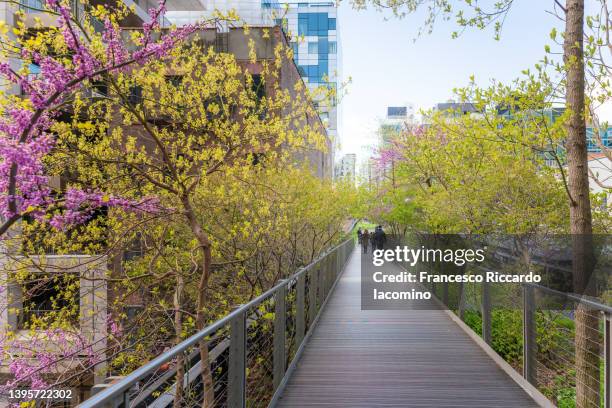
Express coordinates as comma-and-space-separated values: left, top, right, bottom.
0, 0, 224, 401
0, 0, 213, 237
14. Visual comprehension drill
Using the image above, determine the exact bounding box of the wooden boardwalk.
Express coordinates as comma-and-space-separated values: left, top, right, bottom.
276, 248, 541, 408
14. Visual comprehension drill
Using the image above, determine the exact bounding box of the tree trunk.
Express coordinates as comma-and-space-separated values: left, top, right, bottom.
181, 195, 215, 408
174, 275, 185, 408
564, 1, 600, 406
196, 245, 215, 408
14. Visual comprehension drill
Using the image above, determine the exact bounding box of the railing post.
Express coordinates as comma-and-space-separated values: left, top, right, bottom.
325, 254, 332, 297
442, 281, 449, 306
335, 249, 340, 279
123, 390, 131, 408
309, 265, 318, 326
273, 281, 287, 390
228, 309, 246, 408
296, 273, 306, 347
481, 280, 491, 345
318, 259, 326, 307
604, 311, 611, 408
523, 285, 536, 385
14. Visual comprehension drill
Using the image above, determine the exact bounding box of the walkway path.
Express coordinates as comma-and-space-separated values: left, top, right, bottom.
276, 248, 540, 407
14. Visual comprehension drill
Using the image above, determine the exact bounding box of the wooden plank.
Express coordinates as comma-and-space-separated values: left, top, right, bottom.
275, 249, 542, 408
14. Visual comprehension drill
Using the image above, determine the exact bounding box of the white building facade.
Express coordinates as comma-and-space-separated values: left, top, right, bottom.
335, 153, 356, 183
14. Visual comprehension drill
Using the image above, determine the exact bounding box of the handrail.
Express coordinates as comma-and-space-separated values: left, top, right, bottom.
79, 237, 355, 408
474, 264, 612, 314
523, 281, 612, 315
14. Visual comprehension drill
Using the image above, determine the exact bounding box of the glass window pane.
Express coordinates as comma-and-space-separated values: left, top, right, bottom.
309, 14, 318, 34
319, 37, 328, 54
28, 63, 41, 74
318, 13, 327, 34
329, 41, 336, 54
308, 42, 318, 54
298, 18, 308, 35
328, 18, 336, 30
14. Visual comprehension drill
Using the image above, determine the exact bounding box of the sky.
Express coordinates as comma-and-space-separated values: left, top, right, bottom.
336, 1, 608, 165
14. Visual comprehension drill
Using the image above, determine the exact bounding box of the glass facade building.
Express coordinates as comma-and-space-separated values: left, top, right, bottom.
587, 127, 612, 152
279, 1, 340, 166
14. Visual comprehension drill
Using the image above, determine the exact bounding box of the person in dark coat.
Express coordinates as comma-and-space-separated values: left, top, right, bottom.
373, 225, 387, 250
357, 228, 363, 245
361, 229, 370, 253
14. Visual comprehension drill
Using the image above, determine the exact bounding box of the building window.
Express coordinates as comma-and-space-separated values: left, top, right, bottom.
165, 75, 183, 87
20, 0, 43, 12
18, 273, 79, 329
298, 12, 332, 36
28, 63, 41, 76
298, 17, 308, 36
308, 42, 318, 54
128, 85, 143, 106
329, 41, 337, 54
251, 74, 265, 100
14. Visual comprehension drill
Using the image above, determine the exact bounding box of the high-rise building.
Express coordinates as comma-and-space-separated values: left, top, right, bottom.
278, 1, 340, 166
335, 153, 356, 183
378, 105, 414, 146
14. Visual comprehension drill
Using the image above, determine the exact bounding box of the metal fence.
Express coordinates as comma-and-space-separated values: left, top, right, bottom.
427, 271, 611, 408
78, 238, 355, 408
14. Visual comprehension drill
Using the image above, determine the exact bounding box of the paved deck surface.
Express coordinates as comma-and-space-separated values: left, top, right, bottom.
276, 248, 540, 407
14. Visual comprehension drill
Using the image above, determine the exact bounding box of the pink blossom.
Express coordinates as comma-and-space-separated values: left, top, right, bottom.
0, 0, 206, 236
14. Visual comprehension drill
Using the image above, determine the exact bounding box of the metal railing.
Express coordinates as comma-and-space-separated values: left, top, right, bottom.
79, 238, 355, 408
428, 270, 611, 408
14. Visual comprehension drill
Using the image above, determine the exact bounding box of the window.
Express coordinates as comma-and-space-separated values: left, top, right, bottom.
165, 75, 183, 87
318, 38, 328, 56
274, 18, 287, 30
128, 85, 143, 106
19, 272, 79, 329
92, 80, 108, 96
20, 0, 43, 12
251, 74, 265, 100
298, 2, 308, 7
308, 42, 318, 54
329, 41, 337, 54
317, 13, 327, 34
328, 18, 336, 30
299, 12, 331, 36
123, 233, 144, 262
298, 17, 308, 36
290, 42, 298, 56
26, 63, 41, 83
318, 61, 328, 79
307, 65, 318, 79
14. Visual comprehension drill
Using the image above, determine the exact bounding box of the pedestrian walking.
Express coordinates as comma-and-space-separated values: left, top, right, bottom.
373, 225, 387, 250
361, 229, 370, 253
